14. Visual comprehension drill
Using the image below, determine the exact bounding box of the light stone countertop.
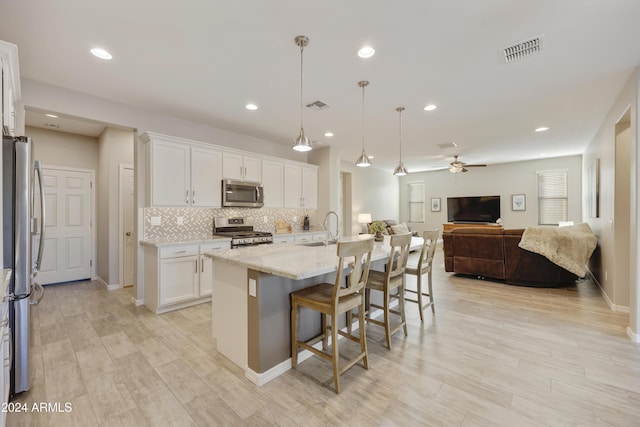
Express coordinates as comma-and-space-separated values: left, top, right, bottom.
205, 236, 423, 280
140, 235, 232, 248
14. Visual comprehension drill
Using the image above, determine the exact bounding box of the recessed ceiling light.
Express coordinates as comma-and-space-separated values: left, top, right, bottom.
245, 103, 258, 110
324, 132, 334, 137
45, 113, 58, 118
535, 126, 549, 132
424, 104, 437, 111
358, 46, 375, 59
90, 48, 112, 60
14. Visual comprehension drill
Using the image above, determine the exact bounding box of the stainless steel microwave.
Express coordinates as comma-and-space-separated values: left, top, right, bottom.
222, 179, 264, 208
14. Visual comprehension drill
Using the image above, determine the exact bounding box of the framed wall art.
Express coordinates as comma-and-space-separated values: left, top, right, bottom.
431, 197, 441, 212
512, 194, 526, 211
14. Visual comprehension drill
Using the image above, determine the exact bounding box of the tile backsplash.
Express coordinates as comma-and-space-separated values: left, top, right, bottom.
144, 207, 315, 240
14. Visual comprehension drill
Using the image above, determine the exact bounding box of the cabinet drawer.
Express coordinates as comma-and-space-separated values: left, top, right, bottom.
200, 242, 230, 253
159, 245, 198, 259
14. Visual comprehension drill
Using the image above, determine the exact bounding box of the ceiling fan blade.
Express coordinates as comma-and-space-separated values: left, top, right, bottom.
464, 164, 486, 168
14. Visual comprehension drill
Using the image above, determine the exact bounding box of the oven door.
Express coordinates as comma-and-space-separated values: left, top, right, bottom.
222, 180, 264, 208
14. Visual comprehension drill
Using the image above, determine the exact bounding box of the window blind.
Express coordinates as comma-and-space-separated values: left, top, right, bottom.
408, 182, 424, 223
537, 169, 568, 225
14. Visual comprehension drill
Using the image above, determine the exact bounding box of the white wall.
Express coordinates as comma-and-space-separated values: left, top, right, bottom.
27, 126, 98, 171
398, 155, 583, 233
341, 161, 400, 236
582, 68, 639, 338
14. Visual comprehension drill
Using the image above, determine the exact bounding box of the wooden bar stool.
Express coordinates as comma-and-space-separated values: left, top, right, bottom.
364, 233, 412, 350
290, 237, 374, 393
405, 230, 439, 321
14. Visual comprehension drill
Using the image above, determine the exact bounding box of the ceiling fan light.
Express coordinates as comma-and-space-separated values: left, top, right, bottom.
292, 129, 312, 152
393, 161, 408, 176
356, 150, 372, 167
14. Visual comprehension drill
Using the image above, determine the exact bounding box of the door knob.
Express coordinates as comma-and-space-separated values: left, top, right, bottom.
125, 232, 132, 236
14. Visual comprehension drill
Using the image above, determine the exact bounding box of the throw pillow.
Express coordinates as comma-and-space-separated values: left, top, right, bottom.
391, 223, 410, 235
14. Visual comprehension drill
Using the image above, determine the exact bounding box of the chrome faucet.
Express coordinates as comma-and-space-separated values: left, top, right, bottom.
322, 211, 340, 244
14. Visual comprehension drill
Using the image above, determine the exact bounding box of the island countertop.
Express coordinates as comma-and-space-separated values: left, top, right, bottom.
205, 235, 423, 280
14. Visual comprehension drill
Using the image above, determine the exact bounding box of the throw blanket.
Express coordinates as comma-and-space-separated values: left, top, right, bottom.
518, 223, 597, 277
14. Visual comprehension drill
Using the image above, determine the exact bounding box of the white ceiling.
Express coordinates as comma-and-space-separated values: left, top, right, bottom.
3, 0, 640, 172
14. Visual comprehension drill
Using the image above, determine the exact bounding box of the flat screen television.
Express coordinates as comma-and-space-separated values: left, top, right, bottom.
447, 195, 501, 223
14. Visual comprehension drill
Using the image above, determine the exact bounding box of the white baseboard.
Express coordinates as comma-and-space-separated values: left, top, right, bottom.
94, 276, 108, 288
627, 326, 640, 343
131, 296, 144, 306
107, 283, 123, 291
587, 269, 630, 313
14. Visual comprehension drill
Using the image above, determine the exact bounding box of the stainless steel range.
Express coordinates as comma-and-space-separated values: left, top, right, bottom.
214, 217, 273, 248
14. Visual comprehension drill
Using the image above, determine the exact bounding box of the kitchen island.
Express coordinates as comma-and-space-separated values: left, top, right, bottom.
205, 235, 422, 385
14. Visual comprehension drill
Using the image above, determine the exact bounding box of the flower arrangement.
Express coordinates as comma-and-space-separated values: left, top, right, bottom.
368, 221, 387, 234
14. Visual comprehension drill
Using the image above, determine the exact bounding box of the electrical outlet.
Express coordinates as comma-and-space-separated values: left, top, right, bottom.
176, 217, 184, 225
249, 279, 257, 297
150, 216, 161, 226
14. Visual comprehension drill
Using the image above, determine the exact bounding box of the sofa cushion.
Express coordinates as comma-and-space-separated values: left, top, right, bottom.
390, 223, 410, 235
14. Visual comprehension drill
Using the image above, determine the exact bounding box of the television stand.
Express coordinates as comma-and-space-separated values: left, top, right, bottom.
442, 223, 503, 232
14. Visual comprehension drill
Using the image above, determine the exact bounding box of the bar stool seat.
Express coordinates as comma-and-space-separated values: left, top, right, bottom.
363, 233, 412, 350
405, 229, 439, 321
290, 237, 374, 394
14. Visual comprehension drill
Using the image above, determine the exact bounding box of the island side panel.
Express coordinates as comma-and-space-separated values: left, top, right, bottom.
248, 269, 347, 374
212, 261, 248, 368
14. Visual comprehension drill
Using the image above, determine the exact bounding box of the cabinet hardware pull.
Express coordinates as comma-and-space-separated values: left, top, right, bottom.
201, 259, 204, 273
195, 259, 198, 273
175, 250, 187, 254
192, 190, 195, 204
186, 190, 189, 204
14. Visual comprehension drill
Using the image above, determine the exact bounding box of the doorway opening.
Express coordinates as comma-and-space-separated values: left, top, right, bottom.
614, 108, 631, 309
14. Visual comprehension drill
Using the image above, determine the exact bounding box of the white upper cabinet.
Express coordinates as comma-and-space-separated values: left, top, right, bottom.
284, 164, 317, 209
143, 133, 222, 208
261, 160, 284, 208
191, 146, 222, 207
222, 152, 262, 182
0, 41, 21, 137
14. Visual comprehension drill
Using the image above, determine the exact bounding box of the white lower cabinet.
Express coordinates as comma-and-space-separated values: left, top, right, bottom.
272, 235, 295, 243
144, 241, 230, 313
199, 242, 229, 297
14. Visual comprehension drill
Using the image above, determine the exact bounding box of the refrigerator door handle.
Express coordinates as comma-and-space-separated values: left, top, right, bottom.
33, 160, 46, 274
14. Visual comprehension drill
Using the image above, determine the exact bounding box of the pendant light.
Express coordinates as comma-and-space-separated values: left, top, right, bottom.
393, 106, 408, 176
292, 35, 312, 152
355, 80, 372, 167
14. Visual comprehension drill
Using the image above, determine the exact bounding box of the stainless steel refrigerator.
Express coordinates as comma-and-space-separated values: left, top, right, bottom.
2, 135, 45, 396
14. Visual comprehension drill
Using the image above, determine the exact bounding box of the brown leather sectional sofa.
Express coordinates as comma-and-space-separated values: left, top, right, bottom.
443, 227, 578, 287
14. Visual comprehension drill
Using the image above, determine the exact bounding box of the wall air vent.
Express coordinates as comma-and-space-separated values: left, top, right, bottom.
44, 122, 60, 129
503, 35, 544, 63
306, 100, 329, 111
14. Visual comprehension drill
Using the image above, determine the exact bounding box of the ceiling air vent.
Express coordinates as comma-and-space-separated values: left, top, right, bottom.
503, 35, 543, 63
44, 122, 60, 129
437, 142, 458, 149
306, 100, 329, 111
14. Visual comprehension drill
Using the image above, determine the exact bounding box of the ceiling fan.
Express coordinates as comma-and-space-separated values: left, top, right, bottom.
449, 155, 486, 173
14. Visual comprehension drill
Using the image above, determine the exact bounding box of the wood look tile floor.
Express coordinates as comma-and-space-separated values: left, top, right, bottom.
8, 247, 640, 426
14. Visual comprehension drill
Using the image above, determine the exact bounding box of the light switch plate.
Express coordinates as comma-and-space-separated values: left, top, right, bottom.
150, 216, 161, 226
176, 217, 184, 225
249, 279, 257, 297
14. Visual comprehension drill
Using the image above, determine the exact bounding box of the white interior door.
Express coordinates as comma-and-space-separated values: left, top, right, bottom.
121, 166, 135, 287
37, 167, 93, 285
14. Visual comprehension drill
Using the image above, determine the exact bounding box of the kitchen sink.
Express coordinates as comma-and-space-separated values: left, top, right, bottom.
296, 240, 336, 247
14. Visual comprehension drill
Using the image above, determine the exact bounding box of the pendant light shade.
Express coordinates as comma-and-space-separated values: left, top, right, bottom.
393, 106, 408, 176
292, 35, 313, 152
355, 80, 371, 167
